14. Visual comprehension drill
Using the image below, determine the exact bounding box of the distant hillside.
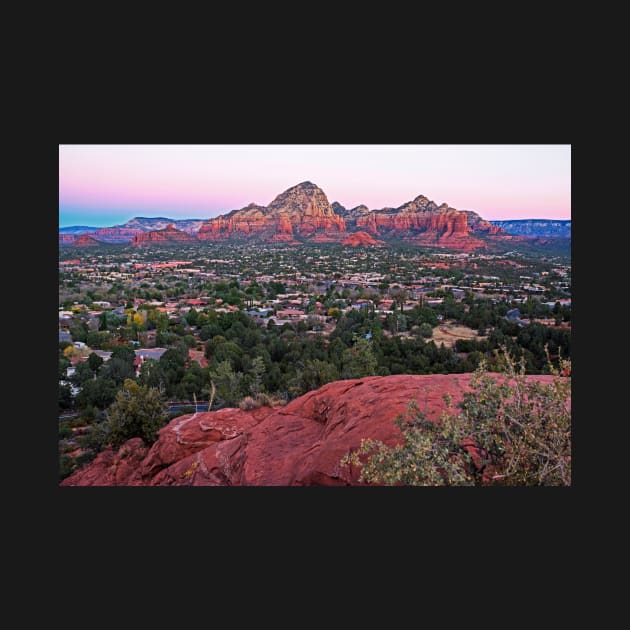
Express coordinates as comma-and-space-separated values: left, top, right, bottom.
122, 217, 205, 234
491, 219, 571, 238
59, 217, 207, 244
58, 226, 100, 235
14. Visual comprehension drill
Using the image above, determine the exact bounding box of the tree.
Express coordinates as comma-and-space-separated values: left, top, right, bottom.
69, 320, 88, 343
249, 356, 266, 397
88, 352, 104, 372
209, 360, 243, 408
187, 307, 198, 326
289, 359, 339, 397
58, 383, 73, 410
59, 355, 70, 380
342, 338, 378, 379
101, 357, 135, 384
418, 323, 433, 338
341, 348, 571, 486
76, 377, 118, 411
105, 379, 167, 447
111, 345, 136, 365
71, 360, 95, 386
138, 358, 167, 394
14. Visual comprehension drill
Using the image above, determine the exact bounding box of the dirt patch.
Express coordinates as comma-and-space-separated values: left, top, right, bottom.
431, 323, 486, 348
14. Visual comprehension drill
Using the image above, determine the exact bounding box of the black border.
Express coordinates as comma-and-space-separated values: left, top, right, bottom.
29, 92, 586, 572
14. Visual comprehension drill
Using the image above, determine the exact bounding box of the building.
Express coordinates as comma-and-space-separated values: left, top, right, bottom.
275, 309, 304, 320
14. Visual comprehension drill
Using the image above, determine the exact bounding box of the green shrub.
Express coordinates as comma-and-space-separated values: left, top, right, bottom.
59, 454, 75, 481
105, 379, 168, 447
341, 347, 571, 486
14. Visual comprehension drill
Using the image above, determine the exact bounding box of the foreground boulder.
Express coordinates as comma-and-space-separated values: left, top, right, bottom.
61, 373, 558, 486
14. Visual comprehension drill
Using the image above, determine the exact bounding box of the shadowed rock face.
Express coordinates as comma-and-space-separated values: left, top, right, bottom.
132, 223, 195, 245
60, 373, 559, 486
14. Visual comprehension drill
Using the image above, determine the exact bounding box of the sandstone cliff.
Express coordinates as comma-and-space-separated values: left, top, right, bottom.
61, 373, 557, 486
132, 223, 195, 245
197, 182, 346, 243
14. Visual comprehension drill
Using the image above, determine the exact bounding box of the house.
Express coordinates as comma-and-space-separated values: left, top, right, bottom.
135, 348, 168, 361
276, 309, 304, 320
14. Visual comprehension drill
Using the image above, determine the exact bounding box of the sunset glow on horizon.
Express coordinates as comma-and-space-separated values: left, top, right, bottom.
59, 144, 571, 227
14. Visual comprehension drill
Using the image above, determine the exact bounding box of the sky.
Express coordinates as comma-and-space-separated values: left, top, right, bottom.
59, 144, 571, 227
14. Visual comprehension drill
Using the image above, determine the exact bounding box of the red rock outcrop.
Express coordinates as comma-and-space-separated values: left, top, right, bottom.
61, 185, 525, 252
61, 373, 559, 486
197, 182, 347, 243
132, 223, 195, 245
352, 196, 516, 251
89, 227, 143, 243
342, 231, 386, 247
59, 234, 76, 246
72, 234, 101, 247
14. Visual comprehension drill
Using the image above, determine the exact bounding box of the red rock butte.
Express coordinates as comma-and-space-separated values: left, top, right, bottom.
342, 231, 386, 247
132, 223, 195, 245
61, 373, 560, 486
72, 233, 100, 247
61, 182, 524, 251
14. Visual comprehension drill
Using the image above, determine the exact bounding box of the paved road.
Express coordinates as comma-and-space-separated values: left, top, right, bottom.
59, 401, 210, 420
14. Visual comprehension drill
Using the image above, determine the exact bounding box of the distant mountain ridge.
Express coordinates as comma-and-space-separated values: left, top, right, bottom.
59, 225, 100, 234
490, 219, 571, 238
59, 217, 206, 244
60, 182, 567, 251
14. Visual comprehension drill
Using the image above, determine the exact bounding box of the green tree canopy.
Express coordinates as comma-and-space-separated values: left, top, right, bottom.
105, 379, 168, 447
341, 338, 377, 379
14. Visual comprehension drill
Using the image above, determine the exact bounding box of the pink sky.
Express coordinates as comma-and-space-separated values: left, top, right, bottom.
59, 145, 571, 227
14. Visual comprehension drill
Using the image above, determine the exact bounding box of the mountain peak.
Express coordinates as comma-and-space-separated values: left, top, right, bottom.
268, 181, 333, 215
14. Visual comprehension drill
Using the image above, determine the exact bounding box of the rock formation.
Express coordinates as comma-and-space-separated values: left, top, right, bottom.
72, 234, 101, 247
60, 183, 533, 251
333, 203, 372, 230
61, 373, 558, 486
59, 234, 76, 246
132, 223, 196, 245
341, 231, 386, 247
197, 182, 347, 243
89, 227, 143, 243
352, 196, 503, 250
